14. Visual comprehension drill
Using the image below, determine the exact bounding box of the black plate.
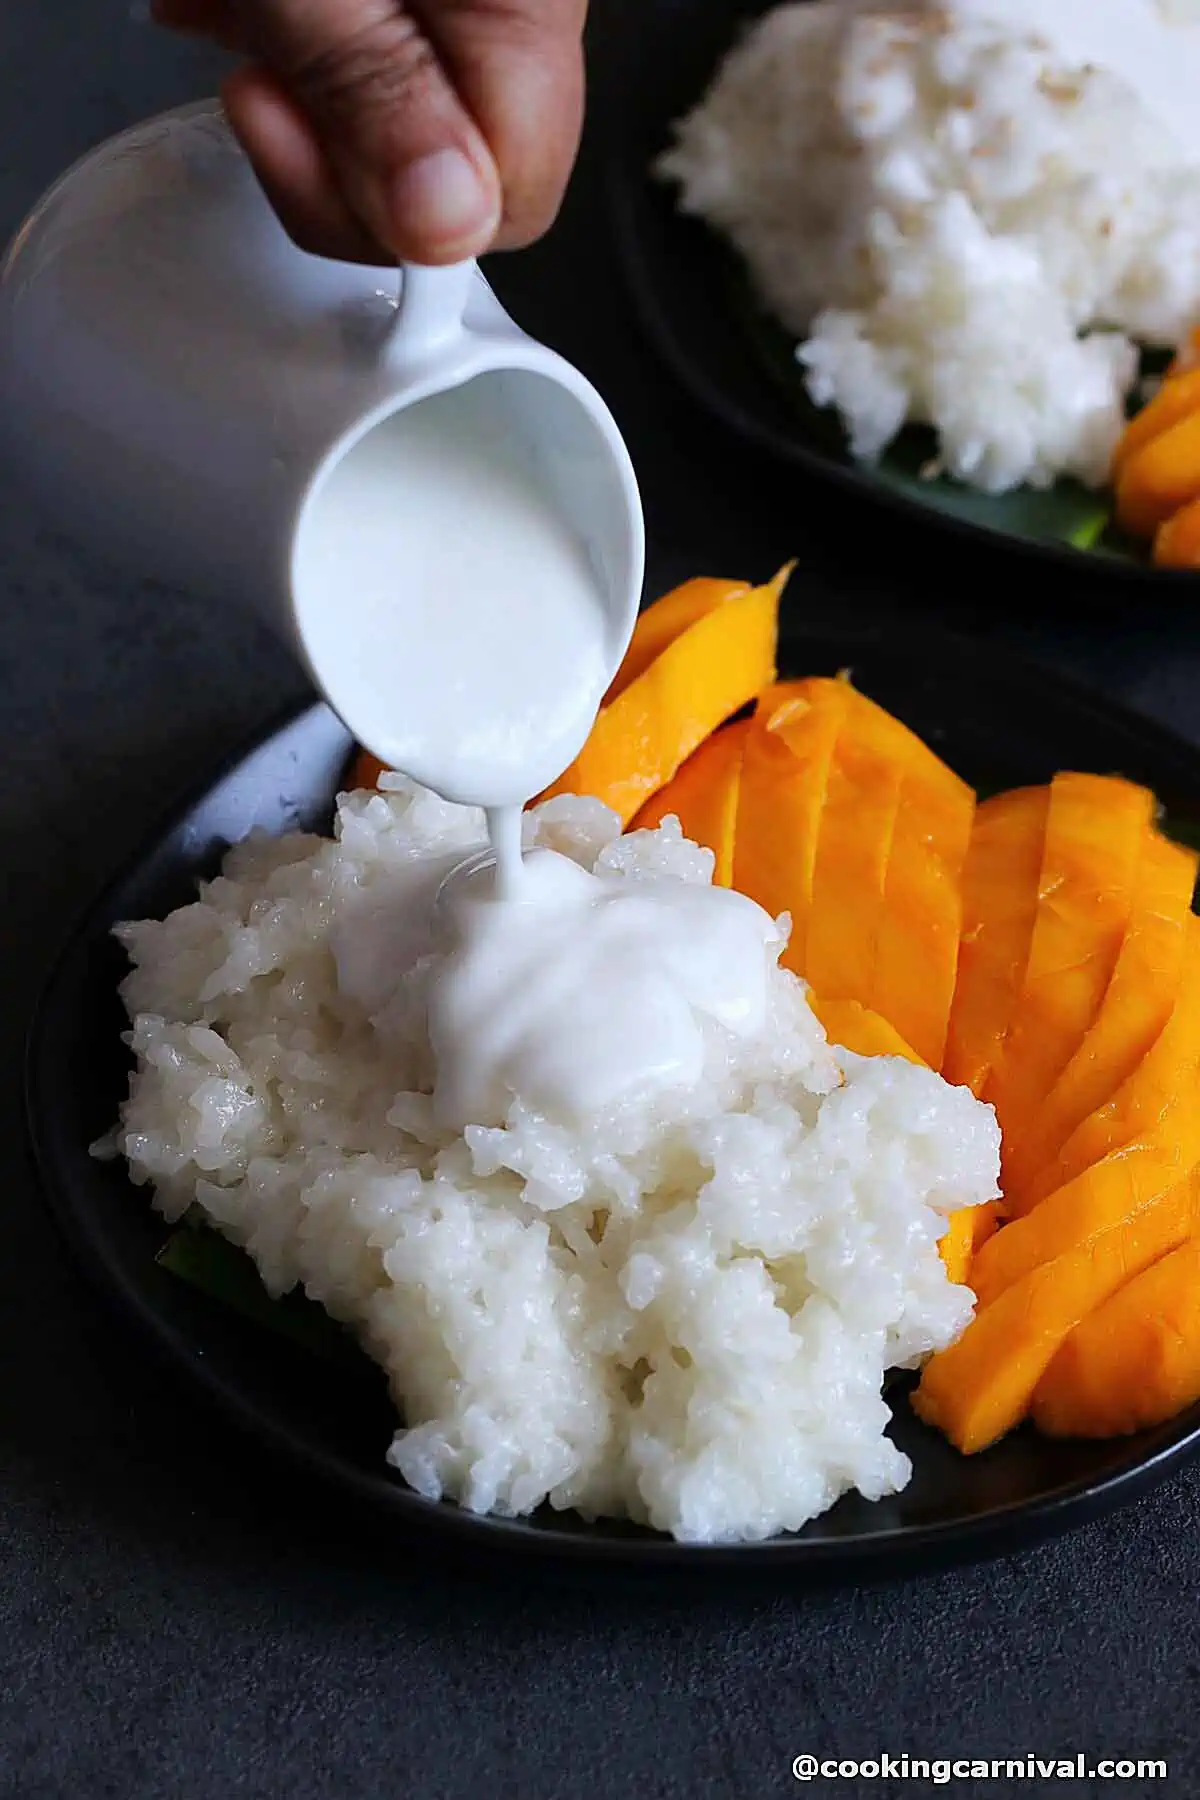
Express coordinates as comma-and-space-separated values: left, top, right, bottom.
603, 0, 1195, 582
25, 617, 1200, 1570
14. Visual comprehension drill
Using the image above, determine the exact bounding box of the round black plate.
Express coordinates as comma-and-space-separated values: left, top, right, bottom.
25, 617, 1200, 1569
603, 0, 1195, 583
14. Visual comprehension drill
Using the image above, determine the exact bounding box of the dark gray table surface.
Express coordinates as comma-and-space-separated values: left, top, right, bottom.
4, 4, 1200, 1797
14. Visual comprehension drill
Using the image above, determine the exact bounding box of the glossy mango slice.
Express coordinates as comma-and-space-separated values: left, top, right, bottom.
940, 1201, 1002, 1290
914, 1178, 1197, 1453
602, 577, 750, 703
1154, 492, 1200, 569
803, 686, 910, 1020
1116, 407, 1200, 540
808, 996, 924, 1064
941, 786, 1050, 1097
1113, 367, 1200, 476
1023, 918, 1200, 1207
734, 677, 971, 1064
732, 679, 850, 979
1004, 828, 1197, 1201
872, 741, 974, 1071
538, 566, 788, 824
984, 775, 1155, 1205
971, 1138, 1200, 1308
630, 718, 751, 885
1033, 1234, 1200, 1438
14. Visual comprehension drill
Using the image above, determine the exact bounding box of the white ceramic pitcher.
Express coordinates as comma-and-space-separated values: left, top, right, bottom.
0, 101, 645, 798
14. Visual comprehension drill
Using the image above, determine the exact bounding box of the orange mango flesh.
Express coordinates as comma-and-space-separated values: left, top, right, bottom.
807, 994, 997, 1285
630, 718, 751, 886
970, 1139, 1200, 1309
970, 922, 1200, 1306
734, 677, 972, 1066
1001, 827, 1197, 1204
808, 996, 924, 1064
537, 565, 788, 824
602, 577, 749, 704
940, 1202, 1002, 1289
984, 775, 1155, 1207
1033, 1236, 1200, 1438
1116, 407, 1200, 540
866, 717, 974, 1070
941, 787, 1051, 1097
732, 680, 850, 979
1154, 492, 1200, 570
804, 685, 910, 1021
914, 1178, 1198, 1453
1112, 356, 1200, 564
1112, 367, 1200, 476
1023, 917, 1200, 1207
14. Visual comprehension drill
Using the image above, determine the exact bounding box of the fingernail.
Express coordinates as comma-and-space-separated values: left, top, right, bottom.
390, 148, 499, 251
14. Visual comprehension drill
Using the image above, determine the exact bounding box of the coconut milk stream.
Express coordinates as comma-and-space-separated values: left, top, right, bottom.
312, 389, 780, 1128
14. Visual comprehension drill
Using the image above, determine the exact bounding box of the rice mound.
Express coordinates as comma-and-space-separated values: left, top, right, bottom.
110, 778, 1000, 1544
657, 1, 1200, 493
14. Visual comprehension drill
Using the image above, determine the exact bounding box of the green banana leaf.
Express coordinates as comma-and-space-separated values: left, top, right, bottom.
157, 1219, 368, 1373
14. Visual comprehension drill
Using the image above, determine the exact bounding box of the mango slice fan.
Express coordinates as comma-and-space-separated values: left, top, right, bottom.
1115, 331, 1200, 567
348, 569, 1200, 1454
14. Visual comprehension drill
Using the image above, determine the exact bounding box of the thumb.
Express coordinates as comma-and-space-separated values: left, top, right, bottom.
225, 0, 505, 265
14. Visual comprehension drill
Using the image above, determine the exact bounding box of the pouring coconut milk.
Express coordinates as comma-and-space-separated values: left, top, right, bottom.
314, 365, 785, 1130
297, 300, 786, 1130
0, 103, 787, 1130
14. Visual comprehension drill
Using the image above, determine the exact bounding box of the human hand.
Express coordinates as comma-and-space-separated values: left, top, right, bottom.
153, 0, 588, 265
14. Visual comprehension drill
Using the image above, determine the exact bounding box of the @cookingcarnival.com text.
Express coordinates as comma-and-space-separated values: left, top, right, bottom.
791, 1753, 1168, 1784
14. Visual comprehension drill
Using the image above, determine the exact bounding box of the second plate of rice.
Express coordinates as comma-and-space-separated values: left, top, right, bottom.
604, 0, 1200, 573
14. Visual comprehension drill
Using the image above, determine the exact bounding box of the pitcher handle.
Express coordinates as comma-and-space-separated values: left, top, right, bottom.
393, 260, 476, 367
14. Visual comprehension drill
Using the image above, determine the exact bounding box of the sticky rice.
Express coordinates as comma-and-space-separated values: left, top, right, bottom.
109, 779, 1000, 1544
657, 1, 1200, 493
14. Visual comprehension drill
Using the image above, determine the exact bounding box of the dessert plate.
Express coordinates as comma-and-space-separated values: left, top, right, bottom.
25, 616, 1200, 1568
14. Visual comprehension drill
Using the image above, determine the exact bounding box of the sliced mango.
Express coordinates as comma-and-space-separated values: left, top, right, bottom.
732, 679, 850, 979
809, 996, 924, 1064
970, 1139, 1200, 1308
1154, 492, 1200, 569
1113, 367, 1200, 476
733, 677, 972, 1064
1116, 407, 1200, 540
630, 718, 751, 885
984, 775, 1155, 1204
940, 1201, 1002, 1290
941, 786, 1051, 1097
1004, 827, 1197, 1200
1023, 917, 1200, 1207
1033, 1233, 1200, 1438
603, 577, 750, 704
914, 1179, 1197, 1453
872, 738, 975, 1070
538, 566, 788, 824
804, 687, 910, 1019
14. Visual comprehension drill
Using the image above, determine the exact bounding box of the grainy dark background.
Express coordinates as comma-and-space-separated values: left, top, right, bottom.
2, 3, 1199, 1796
